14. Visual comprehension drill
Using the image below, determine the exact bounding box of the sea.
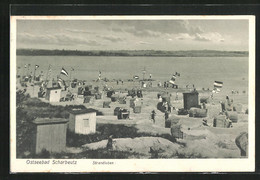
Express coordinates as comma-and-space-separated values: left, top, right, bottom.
16, 56, 249, 93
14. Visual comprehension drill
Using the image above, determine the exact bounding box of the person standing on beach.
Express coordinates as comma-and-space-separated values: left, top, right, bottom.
164, 102, 169, 112
226, 95, 233, 107
202, 102, 206, 109
158, 96, 163, 102
220, 101, 226, 112
164, 110, 169, 121
226, 95, 233, 110
107, 135, 114, 150
117, 80, 119, 85
151, 110, 156, 124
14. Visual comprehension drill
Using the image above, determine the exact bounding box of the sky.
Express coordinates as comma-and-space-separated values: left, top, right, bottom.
16, 19, 249, 51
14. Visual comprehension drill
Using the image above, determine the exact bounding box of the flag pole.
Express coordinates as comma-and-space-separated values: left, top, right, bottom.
23, 65, 26, 79
32, 65, 37, 97
45, 65, 51, 88
17, 67, 20, 78
69, 68, 72, 90
27, 64, 29, 76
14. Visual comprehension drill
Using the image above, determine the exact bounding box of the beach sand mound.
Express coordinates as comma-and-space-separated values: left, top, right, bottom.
177, 125, 242, 158
82, 137, 180, 158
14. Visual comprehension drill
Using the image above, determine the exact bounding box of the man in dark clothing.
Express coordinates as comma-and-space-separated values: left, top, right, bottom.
151, 110, 156, 124
164, 111, 169, 121
220, 101, 226, 112
107, 135, 113, 150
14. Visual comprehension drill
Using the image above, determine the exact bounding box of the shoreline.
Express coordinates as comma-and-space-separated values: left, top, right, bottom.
16, 49, 249, 57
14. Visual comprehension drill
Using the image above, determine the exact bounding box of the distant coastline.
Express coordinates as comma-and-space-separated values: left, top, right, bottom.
16, 49, 249, 57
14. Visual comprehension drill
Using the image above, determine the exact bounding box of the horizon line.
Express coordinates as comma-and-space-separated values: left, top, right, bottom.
17, 48, 249, 52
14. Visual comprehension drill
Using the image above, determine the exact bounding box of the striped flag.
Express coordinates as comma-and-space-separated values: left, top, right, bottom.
57, 77, 64, 87
214, 81, 223, 88
169, 73, 178, 84
61, 68, 69, 77
57, 77, 63, 83
212, 88, 220, 94
133, 75, 139, 79
212, 81, 223, 93
171, 75, 176, 81
169, 80, 175, 84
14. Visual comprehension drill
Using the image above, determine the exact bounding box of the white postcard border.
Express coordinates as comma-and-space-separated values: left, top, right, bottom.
10, 15, 255, 173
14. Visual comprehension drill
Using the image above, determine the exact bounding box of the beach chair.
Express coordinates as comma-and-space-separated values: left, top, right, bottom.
95, 93, 102, 99
114, 107, 121, 116
133, 106, 141, 113
117, 109, 130, 120
171, 124, 183, 139
225, 111, 238, 123
103, 101, 111, 108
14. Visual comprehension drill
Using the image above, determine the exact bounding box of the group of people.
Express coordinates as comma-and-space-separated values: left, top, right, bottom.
220, 95, 234, 112
150, 109, 171, 124
116, 80, 124, 85
140, 81, 152, 88
231, 90, 242, 94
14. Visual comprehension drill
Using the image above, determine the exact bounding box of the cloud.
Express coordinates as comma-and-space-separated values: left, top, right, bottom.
17, 33, 102, 46
65, 28, 95, 34
96, 35, 124, 42
194, 32, 225, 42
111, 26, 161, 37
175, 32, 225, 43
109, 20, 203, 38
102, 20, 225, 44
137, 41, 152, 45
175, 33, 193, 40
124, 27, 162, 37
194, 33, 211, 42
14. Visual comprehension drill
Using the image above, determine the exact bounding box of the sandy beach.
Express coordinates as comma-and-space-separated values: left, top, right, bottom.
16, 77, 248, 158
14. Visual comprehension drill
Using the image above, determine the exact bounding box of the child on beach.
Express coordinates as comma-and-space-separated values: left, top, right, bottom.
151, 110, 156, 124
